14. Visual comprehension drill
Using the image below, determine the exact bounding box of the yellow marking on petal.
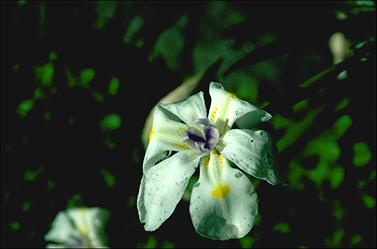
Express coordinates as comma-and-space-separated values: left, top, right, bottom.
211, 106, 218, 122
77, 207, 88, 235
172, 143, 191, 150
77, 207, 93, 248
218, 154, 225, 167
178, 127, 186, 133
227, 92, 236, 99
149, 128, 155, 142
211, 184, 230, 199
202, 155, 210, 170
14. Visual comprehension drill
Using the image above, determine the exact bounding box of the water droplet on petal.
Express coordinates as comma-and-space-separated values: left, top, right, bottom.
235, 108, 244, 117
265, 153, 273, 165
235, 172, 243, 178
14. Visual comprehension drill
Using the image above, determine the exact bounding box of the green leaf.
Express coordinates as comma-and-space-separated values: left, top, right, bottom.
150, 15, 187, 70
17, 99, 34, 117
100, 114, 122, 131
362, 194, 375, 209
273, 222, 290, 233
95, 1, 118, 30
108, 77, 120, 95
123, 16, 144, 44
80, 68, 96, 87
353, 142, 372, 167
35, 63, 54, 87
101, 169, 116, 188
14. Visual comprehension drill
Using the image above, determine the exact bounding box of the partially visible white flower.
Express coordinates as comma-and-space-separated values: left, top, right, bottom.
329, 32, 350, 80
45, 207, 109, 248
138, 82, 279, 240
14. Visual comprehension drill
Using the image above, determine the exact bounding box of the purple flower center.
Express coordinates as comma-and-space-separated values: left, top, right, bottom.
185, 119, 219, 153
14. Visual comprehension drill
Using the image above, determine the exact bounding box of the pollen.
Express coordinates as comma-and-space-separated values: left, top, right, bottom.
211, 184, 230, 199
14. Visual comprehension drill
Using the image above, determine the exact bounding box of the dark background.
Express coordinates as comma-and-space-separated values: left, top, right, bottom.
1, 1, 376, 248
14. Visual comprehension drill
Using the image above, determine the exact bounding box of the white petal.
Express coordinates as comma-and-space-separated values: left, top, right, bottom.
235, 109, 272, 129
137, 150, 201, 231
46, 244, 65, 248
44, 211, 78, 245
190, 152, 258, 240
67, 208, 109, 248
160, 91, 207, 126
143, 105, 192, 172
208, 82, 264, 134
220, 129, 278, 184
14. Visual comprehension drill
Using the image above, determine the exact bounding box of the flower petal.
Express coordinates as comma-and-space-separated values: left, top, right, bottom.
45, 211, 78, 245
208, 82, 265, 134
138, 150, 201, 231
190, 152, 258, 240
46, 244, 66, 248
143, 105, 191, 172
235, 109, 272, 129
66, 208, 109, 248
160, 91, 207, 126
220, 129, 278, 184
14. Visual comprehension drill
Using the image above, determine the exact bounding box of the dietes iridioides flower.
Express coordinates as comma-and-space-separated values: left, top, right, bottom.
45, 207, 109, 248
137, 82, 278, 240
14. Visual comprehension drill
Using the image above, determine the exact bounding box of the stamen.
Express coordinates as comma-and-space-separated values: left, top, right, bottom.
185, 118, 219, 153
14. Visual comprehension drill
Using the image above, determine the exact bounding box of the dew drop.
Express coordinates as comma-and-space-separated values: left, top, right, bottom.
265, 153, 273, 165
235, 108, 244, 117
194, 182, 200, 188
235, 172, 243, 178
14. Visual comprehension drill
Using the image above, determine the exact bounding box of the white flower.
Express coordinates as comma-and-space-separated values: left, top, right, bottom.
45, 207, 109, 248
137, 82, 278, 240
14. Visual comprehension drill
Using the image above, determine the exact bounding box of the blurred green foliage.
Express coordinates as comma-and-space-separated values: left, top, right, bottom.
100, 114, 122, 131
2, 0, 376, 248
